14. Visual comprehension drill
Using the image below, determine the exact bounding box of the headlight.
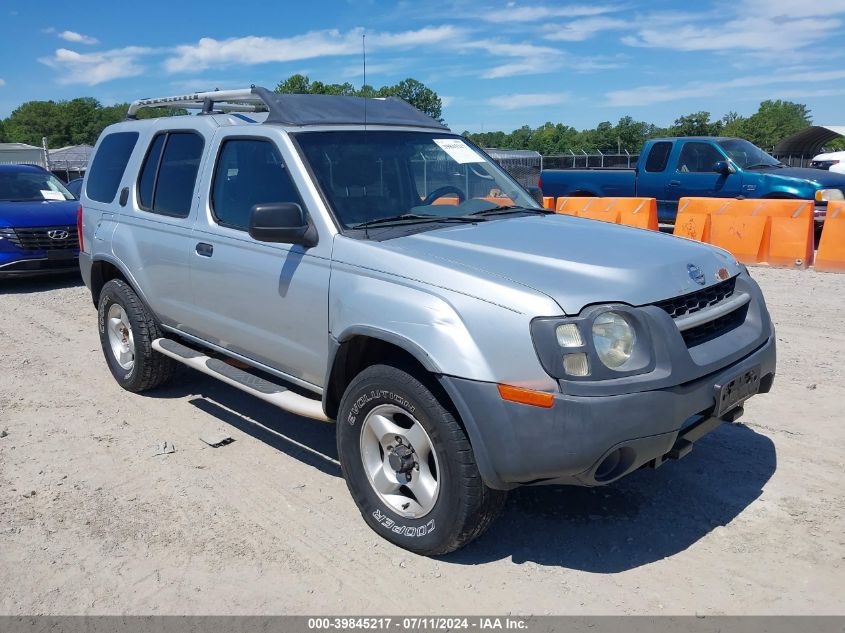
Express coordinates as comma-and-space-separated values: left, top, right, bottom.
815, 189, 844, 202
591, 311, 636, 369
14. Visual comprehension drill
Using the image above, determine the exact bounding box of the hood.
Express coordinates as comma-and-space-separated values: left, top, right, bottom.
383, 214, 741, 315
756, 166, 845, 188
0, 200, 79, 229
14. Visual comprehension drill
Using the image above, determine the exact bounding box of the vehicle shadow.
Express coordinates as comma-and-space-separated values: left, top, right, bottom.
449, 421, 776, 572
0, 271, 82, 294
146, 369, 775, 572
150, 368, 341, 478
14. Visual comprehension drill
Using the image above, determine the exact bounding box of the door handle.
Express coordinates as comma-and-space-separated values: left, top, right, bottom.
668, 180, 681, 187
195, 242, 213, 257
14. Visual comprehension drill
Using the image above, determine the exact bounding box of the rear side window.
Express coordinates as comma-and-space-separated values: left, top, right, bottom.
86, 132, 139, 203
137, 131, 204, 217
211, 138, 304, 230
644, 141, 672, 173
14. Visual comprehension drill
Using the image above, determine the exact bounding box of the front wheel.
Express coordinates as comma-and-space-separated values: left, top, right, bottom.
337, 364, 506, 555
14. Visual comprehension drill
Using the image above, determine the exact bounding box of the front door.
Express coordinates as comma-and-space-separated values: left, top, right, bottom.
665, 141, 743, 208
188, 131, 330, 389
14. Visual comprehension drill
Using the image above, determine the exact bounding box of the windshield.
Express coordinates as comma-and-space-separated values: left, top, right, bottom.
293, 131, 539, 229
717, 139, 782, 169
0, 169, 75, 202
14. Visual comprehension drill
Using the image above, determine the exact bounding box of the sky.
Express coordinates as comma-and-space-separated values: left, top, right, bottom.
1, 0, 845, 133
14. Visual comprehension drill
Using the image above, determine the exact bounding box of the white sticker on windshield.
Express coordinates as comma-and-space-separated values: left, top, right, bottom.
40, 190, 65, 201
433, 138, 485, 164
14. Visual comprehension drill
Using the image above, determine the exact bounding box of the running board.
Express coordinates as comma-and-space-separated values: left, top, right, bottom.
152, 338, 330, 422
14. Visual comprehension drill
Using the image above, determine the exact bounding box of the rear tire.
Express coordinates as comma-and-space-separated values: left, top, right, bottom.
97, 279, 175, 392
337, 364, 506, 555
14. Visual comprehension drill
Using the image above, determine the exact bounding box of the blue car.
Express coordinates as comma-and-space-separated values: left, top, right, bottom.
0, 164, 80, 277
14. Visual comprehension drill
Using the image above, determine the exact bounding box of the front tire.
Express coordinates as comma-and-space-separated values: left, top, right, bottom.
97, 279, 175, 392
337, 364, 506, 555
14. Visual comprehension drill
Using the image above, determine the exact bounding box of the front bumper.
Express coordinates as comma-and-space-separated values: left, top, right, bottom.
0, 251, 79, 277
439, 329, 776, 491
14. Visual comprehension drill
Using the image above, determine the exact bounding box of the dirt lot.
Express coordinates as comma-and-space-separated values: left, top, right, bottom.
1, 267, 843, 615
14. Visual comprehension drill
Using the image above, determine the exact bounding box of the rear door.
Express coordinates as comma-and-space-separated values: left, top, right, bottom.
112, 126, 209, 327
665, 141, 743, 207
187, 129, 331, 389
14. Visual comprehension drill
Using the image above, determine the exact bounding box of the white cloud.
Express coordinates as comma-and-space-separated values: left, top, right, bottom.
486, 92, 570, 110
624, 16, 841, 52
440, 95, 456, 107
39, 46, 152, 85
605, 69, 845, 107
164, 26, 467, 73
0, 78, 5, 87
542, 17, 628, 41
621, 1, 845, 53
482, 4, 620, 23
58, 30, 98, 45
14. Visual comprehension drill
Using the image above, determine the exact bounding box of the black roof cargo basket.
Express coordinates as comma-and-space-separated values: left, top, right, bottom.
126, 85, 447, 130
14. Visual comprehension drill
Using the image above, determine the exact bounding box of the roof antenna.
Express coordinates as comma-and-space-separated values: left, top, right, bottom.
362, 32, 367, 131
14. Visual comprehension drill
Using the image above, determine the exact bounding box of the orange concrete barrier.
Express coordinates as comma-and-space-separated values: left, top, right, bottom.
618, 198, 658, 231
709, 213, 769, 265
816, 202, 845, 273
555, 197, 657, 230
543, 196, 555, 210
672, 197, 730, 242
675, 197, 815, 268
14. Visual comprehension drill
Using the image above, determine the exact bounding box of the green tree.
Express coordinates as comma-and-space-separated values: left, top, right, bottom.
274, 74, 442, 121
4, 100, 66, 146
733, 100, 812, 149
378, 78, 442, 121
669, 111, 722, 137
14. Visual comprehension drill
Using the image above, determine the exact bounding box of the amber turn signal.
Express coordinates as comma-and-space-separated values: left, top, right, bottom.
497, 384, 555, 408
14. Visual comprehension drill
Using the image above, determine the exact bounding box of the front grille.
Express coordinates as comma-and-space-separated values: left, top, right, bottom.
680, 304, 748, 348
653, 276, 745, 347
3, 226, 78, 251
653, 277, 737, 319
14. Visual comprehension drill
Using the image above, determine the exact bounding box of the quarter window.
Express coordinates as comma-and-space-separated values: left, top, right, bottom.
676, 142, 724, 174
211, 138, 304, 230
644, 141, 672, 173
86, 132, 139, 203
137, 131, 204, 217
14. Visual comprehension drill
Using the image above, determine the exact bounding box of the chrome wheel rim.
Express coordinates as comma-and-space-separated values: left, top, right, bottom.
359, 404, 440, 518
106, 303, 135, 371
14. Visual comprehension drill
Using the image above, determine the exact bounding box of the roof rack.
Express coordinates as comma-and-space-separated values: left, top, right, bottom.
126, 87, 267, 119
126, 85, 448, 130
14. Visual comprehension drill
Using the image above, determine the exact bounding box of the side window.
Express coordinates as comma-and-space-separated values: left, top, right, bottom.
211, 138, 304, 230
644, 141, 672, 173
86, 132, 139, 203
676, 143, 724, 174
136, 131, 204, 217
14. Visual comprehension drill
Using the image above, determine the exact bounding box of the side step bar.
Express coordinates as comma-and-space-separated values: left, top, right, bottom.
152, 338, 330, 422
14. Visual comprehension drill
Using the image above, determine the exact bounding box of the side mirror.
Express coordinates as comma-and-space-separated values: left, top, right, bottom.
248, 203, 317, 247
713, 160, 735, 175
525, 185, 544, 205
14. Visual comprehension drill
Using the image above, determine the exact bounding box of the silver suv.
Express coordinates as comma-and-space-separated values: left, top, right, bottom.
79, 87, 776, 555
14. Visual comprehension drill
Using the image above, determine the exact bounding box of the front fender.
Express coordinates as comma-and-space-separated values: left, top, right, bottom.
329, 262, 557, 389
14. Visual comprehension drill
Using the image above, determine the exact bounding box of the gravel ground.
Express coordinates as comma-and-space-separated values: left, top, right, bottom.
0, 267, 843, 615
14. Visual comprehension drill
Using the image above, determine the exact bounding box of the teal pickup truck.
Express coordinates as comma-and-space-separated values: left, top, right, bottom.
539, 137, 845, 224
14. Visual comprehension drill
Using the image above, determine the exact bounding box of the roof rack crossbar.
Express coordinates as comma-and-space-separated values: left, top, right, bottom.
126, 87, 268, 119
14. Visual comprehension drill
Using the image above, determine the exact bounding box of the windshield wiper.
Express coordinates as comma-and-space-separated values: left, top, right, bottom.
351, 213, 483, 230
745, 163, 783, 169
469, 205, 554, 217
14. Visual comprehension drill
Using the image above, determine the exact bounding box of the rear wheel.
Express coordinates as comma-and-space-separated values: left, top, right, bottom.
97, 279, 175, 392
337, 364, 506, 555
